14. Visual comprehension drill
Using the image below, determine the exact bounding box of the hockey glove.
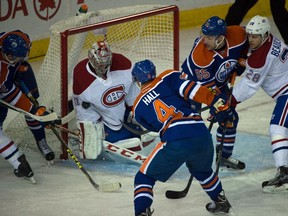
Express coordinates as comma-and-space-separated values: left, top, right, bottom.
210, 93, 234, 125
30, 105, 60, 126
207, 112, 217, 123
233, 57, 246, 76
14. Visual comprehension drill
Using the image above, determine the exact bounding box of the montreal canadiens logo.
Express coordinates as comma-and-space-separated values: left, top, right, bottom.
101, 85, 126, 107
215, 60, 236, 82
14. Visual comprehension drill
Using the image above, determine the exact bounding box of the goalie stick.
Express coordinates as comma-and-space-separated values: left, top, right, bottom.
50, 126, 121, 192
121, 121, 150, 135
55, 124, 147, 164
0, 98, 58, 123
165, 73, 237, 199
121, 120, 158, 137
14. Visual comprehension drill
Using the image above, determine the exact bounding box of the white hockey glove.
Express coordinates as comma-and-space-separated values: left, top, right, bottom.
77, 121, 104, 159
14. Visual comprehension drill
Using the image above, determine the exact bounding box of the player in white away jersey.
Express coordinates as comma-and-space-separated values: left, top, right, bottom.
231, 15, 288, 192
72, 40, 153, 159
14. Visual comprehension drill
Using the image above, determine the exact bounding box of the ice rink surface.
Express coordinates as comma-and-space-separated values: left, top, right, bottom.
1, 17, 287, 216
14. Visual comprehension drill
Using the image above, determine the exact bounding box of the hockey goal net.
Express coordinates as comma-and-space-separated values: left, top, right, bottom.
5, 5, 179, 159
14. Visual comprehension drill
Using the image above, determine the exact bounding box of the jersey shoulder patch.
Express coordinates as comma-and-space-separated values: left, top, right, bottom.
192, 39, 215, 67
225, 26, 246, 47
110, 53, 132, 71
248, 36, 273, 69
73, 58, 96, 95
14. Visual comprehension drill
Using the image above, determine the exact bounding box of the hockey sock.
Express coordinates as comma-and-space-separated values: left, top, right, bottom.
134, 171, 155, 215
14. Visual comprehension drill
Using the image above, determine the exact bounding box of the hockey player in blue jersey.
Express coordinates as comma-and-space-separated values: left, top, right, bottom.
181, 16, 248, 170
0, 30, 55, 172
132, 60, 234, 215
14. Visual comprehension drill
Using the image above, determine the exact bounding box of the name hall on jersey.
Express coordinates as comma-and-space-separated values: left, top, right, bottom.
142, 90, 160, 105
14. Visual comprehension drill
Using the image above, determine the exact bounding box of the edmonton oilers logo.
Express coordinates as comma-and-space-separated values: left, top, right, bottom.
215, 60, 236, 82
11, 42, 17, 48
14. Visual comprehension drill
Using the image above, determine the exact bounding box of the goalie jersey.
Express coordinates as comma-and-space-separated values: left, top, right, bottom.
133, 70, 216, 142
72, 53, 139, 131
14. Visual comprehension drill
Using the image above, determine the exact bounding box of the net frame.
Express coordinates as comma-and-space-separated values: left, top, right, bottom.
59, 5, 179, 159
5, 5, 179, 159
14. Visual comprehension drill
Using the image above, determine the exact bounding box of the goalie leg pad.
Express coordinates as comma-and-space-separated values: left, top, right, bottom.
77, 121, 104, 159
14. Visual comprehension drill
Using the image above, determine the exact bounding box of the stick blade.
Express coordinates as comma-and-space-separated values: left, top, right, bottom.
165, 176, 193, 199
165, 190, 187, 199
97, 182, 122, 192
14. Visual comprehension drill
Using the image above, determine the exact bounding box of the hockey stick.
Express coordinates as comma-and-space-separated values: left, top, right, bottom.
50, 126, 121, 192
165, 73, 237, 199
0, 98, 58, 123
121, 120, 158, 137
215, 72, 236, 174
165, 120, 214, 199
121, 121, 150, 135
17, 81, 121, 191
215, 122, 227, 175
121, 105, 212, 136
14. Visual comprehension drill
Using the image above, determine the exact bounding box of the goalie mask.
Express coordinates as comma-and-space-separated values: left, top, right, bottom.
88, 41, 112, 77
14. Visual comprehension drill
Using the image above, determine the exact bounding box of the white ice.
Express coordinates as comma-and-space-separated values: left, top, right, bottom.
1, 17, 288, 216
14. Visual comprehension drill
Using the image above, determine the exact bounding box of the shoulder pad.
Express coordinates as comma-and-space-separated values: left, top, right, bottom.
192, 38, 215, 67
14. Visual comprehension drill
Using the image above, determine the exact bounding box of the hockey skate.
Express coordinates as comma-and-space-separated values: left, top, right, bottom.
36, 138, 55, 163
216, 145, 245, 170
137, 208, 154, 216
262, 166, 288, 193
221, 157, 246, 170
206, 190, 231, 214
14, 154, 36, 183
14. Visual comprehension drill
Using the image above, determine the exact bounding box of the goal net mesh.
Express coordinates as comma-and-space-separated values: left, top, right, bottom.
4, 5, 179, 157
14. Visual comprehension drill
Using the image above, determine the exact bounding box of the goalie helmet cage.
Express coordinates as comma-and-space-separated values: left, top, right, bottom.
5, 5, 179, 160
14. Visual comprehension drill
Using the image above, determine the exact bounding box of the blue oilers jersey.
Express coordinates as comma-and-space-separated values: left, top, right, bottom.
181, 26, 247, 90
0, 31, 34, 112
133, 70, 214, 142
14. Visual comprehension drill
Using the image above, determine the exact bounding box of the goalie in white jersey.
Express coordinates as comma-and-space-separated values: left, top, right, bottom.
72, 40, 153, 159
231, 15, 288, 192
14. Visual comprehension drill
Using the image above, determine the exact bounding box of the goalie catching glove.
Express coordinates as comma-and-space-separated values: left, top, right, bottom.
210, 92, 234, 125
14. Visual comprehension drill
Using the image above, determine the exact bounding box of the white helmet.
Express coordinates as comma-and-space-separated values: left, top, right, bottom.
88, 41, 112, 76
246, 15, 271, 38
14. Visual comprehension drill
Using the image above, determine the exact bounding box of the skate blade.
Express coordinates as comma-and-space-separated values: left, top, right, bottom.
262, 183, 288, 193
207, 207, 232, 215
46, 160, 54, 166
219, 166, 246, 173
23, 176, 36, 184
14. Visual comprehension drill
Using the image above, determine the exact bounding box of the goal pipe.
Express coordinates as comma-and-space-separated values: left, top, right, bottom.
60, 5, 179, 159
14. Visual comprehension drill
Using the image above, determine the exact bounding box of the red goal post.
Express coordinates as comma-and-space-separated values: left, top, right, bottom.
6, 5, 179, 159
59, 5, 179, 159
